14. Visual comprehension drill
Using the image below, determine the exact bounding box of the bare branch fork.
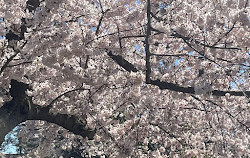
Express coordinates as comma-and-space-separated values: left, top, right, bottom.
171, 31, 241, 50
0, 41, 28, 75
106, 0, 249, 97
108, 51, 250, 97
95, 0, 110, 35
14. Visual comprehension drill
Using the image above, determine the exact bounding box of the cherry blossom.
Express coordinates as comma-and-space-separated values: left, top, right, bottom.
0, 0, 249, 157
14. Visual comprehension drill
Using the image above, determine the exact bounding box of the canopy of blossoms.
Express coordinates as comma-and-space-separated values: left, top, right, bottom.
0, 0, 249, 157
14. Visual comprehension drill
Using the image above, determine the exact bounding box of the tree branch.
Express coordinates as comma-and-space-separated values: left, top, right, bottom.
46, 87, 90, 110
212, 21, 236, 47
145, 0, 152, 83
149, 123, 185, 146
151, 53, 189, 57
6, 61, 32, 67
150, 79, 249, 97
171, 31, 241, 50
120, 35, 146, 39
206, 99, 250, 131
95, 0, 110, 35
150, 12, 162, 22
0, 52, 19, 75
107, 50, 250, 97
0, 80, 95, 145
0, 41, 27, 75
107, 51, 137, 72
29, 104, 96, 140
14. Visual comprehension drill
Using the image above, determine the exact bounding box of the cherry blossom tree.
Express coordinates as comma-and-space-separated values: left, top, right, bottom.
0, 0, 249, 157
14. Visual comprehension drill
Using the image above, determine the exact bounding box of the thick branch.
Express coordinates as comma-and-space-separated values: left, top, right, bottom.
150, 79, 195, 93
150, 79, 249, 97
145, 0, 152, 83
29, 104, 96, 140
107, 51, 137, 72
0, 101, 27, 145
107, 50, 250, 97
0, 80, 31, 144
0, 80, 95, 145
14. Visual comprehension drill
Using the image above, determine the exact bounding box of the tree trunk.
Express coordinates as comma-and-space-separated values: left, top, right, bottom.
0, 80, 95, 146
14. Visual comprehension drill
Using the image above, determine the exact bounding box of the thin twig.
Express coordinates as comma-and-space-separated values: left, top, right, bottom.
151, 53, 188, 57
6, 61, 32, 67
46, 88, 90, 110
206, 99, 250, 131
212, 21, 236, 47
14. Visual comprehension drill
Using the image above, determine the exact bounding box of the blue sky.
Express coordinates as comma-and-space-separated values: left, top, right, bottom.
0, 17, 4, 39
0, 127, 20, 154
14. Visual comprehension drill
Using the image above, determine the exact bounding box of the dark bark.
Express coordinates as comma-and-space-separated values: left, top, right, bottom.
149, 79, 250, 97
0, 80, 95, 145
29, 104, 96, 140
107, 51, 250, 97
145, 0, 152, 83
26, 0, 40, 12
107, 51, 137, 72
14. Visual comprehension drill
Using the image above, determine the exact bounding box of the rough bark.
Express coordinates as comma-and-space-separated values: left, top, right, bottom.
0, 80, 95, 145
